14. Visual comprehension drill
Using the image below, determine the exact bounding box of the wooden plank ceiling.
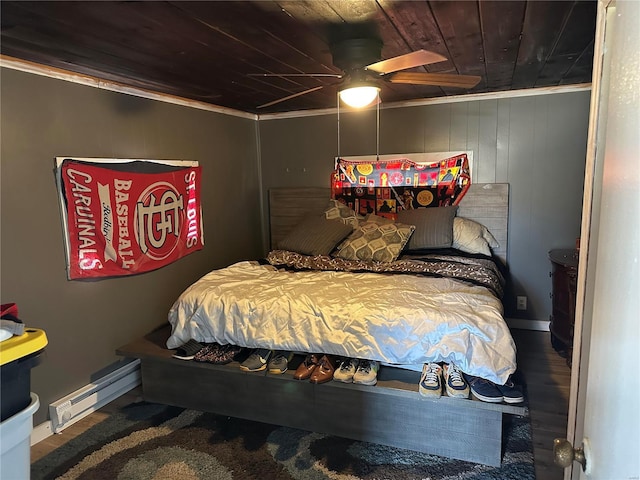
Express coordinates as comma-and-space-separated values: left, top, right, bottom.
0, 1, 596, 114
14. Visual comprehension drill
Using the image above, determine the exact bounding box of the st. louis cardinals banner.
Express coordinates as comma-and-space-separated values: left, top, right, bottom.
55, 158, 204, 280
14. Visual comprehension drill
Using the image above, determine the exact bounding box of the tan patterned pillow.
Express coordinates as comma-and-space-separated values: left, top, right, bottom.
324, 199, 362, 228
335, 221, 415, 263
363, 213, 394, 225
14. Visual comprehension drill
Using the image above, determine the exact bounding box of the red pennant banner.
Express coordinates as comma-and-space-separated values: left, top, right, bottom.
58, 159, 204, 280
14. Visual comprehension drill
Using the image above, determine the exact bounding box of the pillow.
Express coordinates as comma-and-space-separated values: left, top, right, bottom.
397, 206, 458, 250
277, 216, 353, 256
324, 199, 362, 228
335, 221, 415, 263
452, 217, 500, 256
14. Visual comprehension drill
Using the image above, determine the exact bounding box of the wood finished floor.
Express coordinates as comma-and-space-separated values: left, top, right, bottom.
512, 329, 571, 480
31, 329, 570, 479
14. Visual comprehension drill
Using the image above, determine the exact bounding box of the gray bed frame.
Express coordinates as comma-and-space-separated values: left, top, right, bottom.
117, 183, 527, 467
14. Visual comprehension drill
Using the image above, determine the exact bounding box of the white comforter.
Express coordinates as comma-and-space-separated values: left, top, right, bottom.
167, 260, 516, 384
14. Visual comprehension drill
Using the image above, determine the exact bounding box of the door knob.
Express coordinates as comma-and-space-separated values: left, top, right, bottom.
553, 438, 587, 471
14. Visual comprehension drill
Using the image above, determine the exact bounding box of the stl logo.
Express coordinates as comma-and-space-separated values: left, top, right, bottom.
135, 181, 184, 260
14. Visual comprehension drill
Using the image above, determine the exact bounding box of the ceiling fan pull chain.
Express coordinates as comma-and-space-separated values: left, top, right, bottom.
337, 91, 341, 160
376, 93, 380, 162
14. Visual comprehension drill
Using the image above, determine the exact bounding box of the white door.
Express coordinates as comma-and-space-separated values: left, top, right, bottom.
563, 0, 640, 478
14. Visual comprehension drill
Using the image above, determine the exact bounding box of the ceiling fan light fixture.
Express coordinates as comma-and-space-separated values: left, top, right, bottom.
339, 85, 380, 108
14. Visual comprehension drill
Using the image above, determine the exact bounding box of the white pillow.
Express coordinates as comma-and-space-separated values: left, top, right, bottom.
452, 217, 499, 256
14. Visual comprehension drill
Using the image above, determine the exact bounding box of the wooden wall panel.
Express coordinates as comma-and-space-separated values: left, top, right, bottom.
449, 102, 470, 152
465, 102, 480, 176
477, 100, 498, 183
496, 98, 512, 182
422, 103, 454, 152
259, 90, 590, 321
378, 107, 427, 154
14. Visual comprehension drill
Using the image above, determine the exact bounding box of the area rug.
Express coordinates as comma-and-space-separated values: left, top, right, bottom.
32, 401, 535, 480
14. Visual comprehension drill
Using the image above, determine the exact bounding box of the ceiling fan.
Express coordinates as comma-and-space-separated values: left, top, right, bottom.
250, 30, 481, 109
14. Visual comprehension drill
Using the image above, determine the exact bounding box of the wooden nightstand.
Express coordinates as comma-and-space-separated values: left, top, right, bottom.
549, 249, 579, 365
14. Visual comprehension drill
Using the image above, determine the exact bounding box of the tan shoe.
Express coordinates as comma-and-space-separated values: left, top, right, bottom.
293, 353, 320, 380
309, 355, 336, 384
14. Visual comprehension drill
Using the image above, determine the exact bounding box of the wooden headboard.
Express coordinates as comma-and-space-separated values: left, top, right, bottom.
269, 183, 509, 263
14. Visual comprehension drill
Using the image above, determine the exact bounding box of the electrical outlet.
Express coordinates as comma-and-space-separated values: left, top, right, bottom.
516, 296, 527, 310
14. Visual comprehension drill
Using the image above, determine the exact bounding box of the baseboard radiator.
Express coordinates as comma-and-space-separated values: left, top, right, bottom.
49, 359, 141, 434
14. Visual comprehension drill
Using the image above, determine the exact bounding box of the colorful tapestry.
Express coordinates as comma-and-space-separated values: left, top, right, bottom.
56, 158, 204, 280
331, 153, 471, 220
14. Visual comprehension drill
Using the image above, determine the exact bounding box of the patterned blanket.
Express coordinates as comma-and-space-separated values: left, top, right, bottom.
266, 250, 505, 298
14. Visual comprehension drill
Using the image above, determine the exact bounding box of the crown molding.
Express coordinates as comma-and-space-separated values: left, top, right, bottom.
0, 55, 257, 121
1, 55, 590, 123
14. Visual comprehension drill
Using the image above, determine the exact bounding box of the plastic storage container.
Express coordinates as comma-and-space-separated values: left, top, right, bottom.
0, 393, 40, 480
0, 328, 47, 479
0, 328, 47, 422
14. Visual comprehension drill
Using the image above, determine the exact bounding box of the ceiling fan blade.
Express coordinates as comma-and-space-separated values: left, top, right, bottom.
248, 73, 342, 78
366, 50, 448, 75
257, 86, 325, 109
389, 72, 481, 89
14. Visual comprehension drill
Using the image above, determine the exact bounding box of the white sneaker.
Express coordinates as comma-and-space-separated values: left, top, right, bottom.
443, 363, 470, 398
419, 363, 442, 398
353, 360, 379, 385
333, 358, 360, 383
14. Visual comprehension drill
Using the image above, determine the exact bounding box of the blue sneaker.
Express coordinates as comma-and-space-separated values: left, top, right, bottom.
496, 377, 524, 404
464, 374, 503, 403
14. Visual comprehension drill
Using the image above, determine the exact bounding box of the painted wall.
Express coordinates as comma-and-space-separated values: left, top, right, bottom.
0, 65, 589, 426
259, 91, 590, 321
0, 69, 262, 424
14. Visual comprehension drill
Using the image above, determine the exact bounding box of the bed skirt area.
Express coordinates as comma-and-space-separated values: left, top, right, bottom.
116, 324, 528, 467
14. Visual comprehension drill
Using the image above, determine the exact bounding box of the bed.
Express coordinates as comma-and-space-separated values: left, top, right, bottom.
117, 183, 528, 467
